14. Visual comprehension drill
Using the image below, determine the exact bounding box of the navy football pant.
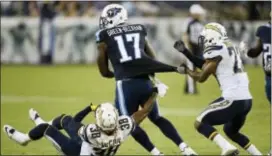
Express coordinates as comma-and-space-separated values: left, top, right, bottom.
115, 78, 183, 152
29, 116, 82, 156
265, 76, 271, 104
196, 97, 252, 148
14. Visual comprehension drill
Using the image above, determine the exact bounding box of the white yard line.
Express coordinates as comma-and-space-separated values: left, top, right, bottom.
1, 95, 200, 116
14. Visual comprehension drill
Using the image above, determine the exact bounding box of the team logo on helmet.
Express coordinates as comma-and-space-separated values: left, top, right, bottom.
107, 7, 122, 18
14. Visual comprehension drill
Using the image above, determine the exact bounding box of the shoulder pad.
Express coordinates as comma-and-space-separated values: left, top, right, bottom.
118, 115, 135, 138
82, 124, 101, 144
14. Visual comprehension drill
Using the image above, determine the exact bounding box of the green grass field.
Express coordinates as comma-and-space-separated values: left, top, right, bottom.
1, 65, 270, 155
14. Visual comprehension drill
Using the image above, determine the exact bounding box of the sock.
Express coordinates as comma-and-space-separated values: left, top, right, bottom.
246, 144, 262, 155
28, 123, 49, 140
131, 126, 155, 152
150, 147, 161, 155
33, 115, 46, 125
73, 106, 92, 122
213, 134, 234, 151
179, 142, 188, 151
152, 117, 183, 145
51, 114, 66, 130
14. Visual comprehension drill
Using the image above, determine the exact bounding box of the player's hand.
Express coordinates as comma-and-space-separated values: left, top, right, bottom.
155, 82, 169, 98
238, 41, 248, 56
90, 103, 97, 111
177, 64, 187, 74
174, 40, 187, 53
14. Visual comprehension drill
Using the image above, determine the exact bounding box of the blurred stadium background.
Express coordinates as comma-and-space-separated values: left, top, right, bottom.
1, 1, 271, 155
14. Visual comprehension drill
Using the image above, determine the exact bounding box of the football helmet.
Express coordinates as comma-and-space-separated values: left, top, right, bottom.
95, 102, 119, 132
99, 4, 128, 29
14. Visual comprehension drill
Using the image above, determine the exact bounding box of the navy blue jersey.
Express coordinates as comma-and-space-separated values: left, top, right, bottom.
256, 22, 271, 76
96, 24, 176, 80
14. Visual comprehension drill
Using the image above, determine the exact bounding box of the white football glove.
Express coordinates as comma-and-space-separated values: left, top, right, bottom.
238, 41, 249, 57
150, 76, 169, 98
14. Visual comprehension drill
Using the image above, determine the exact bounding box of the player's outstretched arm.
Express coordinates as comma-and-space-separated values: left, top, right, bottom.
97, 42, 114, 78
247, 38, 263, 58
184, 56, 221, 83
131, 88, 158, 125
73, 103, 97, 122
174, 40, 205, 69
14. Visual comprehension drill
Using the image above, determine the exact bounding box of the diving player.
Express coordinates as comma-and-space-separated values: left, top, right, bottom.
96, 3, 196, 155
3, 88, 158, 156
174, 23, 262, 155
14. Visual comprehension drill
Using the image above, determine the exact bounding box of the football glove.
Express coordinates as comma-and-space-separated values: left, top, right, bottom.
90, 103, 97, 111
174, 40, 187, 53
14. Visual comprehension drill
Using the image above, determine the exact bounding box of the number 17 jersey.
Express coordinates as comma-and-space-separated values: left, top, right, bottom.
203, 41, 252, 100
96, 24, 150, 80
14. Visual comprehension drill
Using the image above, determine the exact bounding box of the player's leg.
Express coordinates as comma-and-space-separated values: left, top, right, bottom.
146, 100, 197, 155
265, 75, 271, 104
195, 97, 238, 155
115, 79, 162, 155
223, 99, 262, 155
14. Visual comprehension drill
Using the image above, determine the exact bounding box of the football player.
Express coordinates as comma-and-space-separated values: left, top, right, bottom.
3, 88, 158, 156
96, 3, 196, 155
174, 23, 262, 155
240, 20, 271, 156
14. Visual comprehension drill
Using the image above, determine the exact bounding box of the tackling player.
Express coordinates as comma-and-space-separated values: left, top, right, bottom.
3, 88, 158, 156
174, 23, 262, 155
96, 3, 196, 155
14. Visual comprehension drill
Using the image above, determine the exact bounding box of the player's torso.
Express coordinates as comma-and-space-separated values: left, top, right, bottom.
83, 116, 134, 156
213, 41, 252, 100
97, 24, 149, 80
258, 24, 271, 77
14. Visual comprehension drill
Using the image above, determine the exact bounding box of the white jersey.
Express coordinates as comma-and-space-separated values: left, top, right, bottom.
78, 115, 135, 156
203, 40, 252, 100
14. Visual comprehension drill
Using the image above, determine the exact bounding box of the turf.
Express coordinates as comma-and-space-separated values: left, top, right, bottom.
1, 65, 270, 155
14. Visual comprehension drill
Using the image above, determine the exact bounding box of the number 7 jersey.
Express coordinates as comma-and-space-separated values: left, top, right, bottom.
203, 40, 252, 100
78, 115, 135, 156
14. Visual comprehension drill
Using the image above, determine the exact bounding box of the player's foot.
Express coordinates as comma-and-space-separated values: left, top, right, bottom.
3, 125, 30, 146
29, 108, 46, 125
181, 146, 198, 155
29, 108, 40, 121
221, 147, 239, 156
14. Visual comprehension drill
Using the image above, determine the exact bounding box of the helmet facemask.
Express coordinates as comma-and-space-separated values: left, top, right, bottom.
95, 103, 119, 135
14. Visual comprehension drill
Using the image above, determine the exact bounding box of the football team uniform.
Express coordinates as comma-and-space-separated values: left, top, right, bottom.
197, 40, 252, 127
95, 24, 175, 117
256, 22, 271, 103
78, 115, 135, 156
44, 115, 135, 156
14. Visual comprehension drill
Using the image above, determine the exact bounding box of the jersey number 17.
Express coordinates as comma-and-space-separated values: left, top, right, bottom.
114, 33, 141, 63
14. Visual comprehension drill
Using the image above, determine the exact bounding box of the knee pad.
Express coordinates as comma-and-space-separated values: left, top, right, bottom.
223, 125, 235, 138
148, 114, 161, 123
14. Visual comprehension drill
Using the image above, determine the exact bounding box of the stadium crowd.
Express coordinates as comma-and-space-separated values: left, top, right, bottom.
1, 1, 270, 20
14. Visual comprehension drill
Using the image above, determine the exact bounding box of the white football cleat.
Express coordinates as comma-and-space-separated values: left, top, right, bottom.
29, 108, 39, 121
221, 146, 239, 156
3, 125, 30, 146
181, 147, 198, 155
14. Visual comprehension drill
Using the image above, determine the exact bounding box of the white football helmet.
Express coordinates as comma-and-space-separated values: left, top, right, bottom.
99, 4, 128, 29
199, 22, 228, 49
95, 102, 119, 132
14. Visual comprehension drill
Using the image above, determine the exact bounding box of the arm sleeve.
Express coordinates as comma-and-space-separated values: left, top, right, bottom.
182, 48, 205, 69
119, 115, 135, 140
73, 106, 92, 122
80, 141, 93, 155
95, 29, 105, 43
255, 26, 263, 38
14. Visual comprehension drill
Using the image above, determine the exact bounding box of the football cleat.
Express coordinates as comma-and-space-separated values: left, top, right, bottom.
181, 146, 198, 155
29, 108, 40, 121
221, 147, 239, 156
3, 125, 30, 146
